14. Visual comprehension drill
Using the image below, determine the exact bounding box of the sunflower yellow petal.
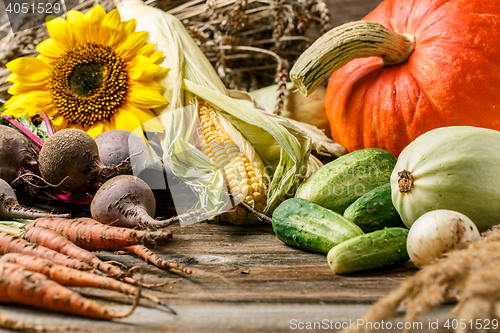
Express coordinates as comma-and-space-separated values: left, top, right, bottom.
139, 63, 167, 82
42, 106, 57, 117
143, 81, 165, 94
126, 55, 150, 80
121, 19, 137, 36
5, 73, 16, 83
127, 84, 167, 108
24, 106, 41, 117
66, 10, 86, 44
35, 54, 58, 66
52, 115, 68, 130
136, 44, 164, 65
0, 108, 24, 118
101, 9, 125, 47
89, 5, 106, 23
66, 10, 83, 23
6, 57, 52, 80
5, 91, 52, 110
121, 103, 164, 132
46, 16, 74, 51
148, 50, 164, 64
107, 113, 117, 130
85, 5, 106, 43
8, 81, 48, 95
102, 120, 113, 132
114, 31, 149, 62
8, 75, 49, 86
87, 121, 104, 138
137, 43, 155, 57
36, 38, 66, 59
113, 108, 143, 134
127, 55, 165, 81
70, 123, 84, 131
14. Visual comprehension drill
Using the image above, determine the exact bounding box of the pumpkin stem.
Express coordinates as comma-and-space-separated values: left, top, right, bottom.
398, 169, 414, 193
290, 21, 415, 96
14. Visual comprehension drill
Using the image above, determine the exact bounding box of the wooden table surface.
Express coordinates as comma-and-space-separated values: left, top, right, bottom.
0, 221, 454, 333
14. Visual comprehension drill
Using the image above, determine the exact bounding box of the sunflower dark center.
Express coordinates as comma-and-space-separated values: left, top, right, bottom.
68, 63, 105, 98
49, 43, 128, 126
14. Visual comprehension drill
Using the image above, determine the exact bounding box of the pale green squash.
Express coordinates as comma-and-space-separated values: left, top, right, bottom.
391, 126, 500, 232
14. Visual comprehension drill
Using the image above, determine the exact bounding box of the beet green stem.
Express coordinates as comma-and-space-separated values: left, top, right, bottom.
1, 115, 45, 148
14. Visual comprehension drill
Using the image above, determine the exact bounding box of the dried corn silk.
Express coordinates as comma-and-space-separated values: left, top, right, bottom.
343, 226, 500, 333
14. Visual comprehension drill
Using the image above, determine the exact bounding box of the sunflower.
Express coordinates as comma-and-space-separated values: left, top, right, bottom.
2, 5, 168, 137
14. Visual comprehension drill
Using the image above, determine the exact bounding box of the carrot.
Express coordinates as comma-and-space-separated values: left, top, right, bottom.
0, 253, 173, 312
0, 231, 92, 271
0, 310, 73, 332
20, 227, 170, 289
26, 217, 173, 250
0, 262, 140, 319
123, 245, 233, 285
124, 245, 193, 274
21, 226, 125, 277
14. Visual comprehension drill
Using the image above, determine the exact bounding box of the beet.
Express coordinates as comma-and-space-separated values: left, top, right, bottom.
94, 130, 165, 190
90, 175, 178, 229
0, 179, 70, 219
38, 129, 131, 192
0, 125, 39, 183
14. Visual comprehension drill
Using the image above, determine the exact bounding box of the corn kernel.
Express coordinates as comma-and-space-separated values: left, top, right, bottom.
253, 192, 263, 203
241, 185, 253, 197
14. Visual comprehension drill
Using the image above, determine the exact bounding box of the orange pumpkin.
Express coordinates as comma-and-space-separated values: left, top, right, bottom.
291, 0, 500, 156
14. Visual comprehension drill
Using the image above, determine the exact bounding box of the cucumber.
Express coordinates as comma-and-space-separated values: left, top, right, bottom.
272, 198, 364, 254
343, 183, 406, 233
295, 148, 397, 215
327, 227, 409, 274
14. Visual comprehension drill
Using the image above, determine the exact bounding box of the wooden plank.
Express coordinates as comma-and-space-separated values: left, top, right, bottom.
114, 222, 418, 304
0, 221, 456, 332
0, 302, 455, 333
92, 221, 419, 306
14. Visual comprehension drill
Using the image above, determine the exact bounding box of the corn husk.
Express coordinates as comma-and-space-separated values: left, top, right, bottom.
116, 0, 312, 225
231, 87, 347, 158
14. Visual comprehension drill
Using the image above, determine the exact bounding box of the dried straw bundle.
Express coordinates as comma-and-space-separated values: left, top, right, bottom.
163, 0, 331, 92
344, 226, 500, 333
0, 0, 329, 102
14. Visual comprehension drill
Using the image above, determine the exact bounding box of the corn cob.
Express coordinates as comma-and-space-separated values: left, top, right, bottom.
197, 100, 266, 218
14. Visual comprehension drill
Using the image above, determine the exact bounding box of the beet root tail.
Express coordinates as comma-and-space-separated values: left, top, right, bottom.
0, 195, 70, 220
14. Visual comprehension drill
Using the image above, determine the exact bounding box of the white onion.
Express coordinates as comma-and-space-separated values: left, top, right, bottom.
406, 209, 481, 268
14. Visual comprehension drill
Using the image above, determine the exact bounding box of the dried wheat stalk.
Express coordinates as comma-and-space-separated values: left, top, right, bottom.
343, 226, 500, 333
164, 0, 329, 93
